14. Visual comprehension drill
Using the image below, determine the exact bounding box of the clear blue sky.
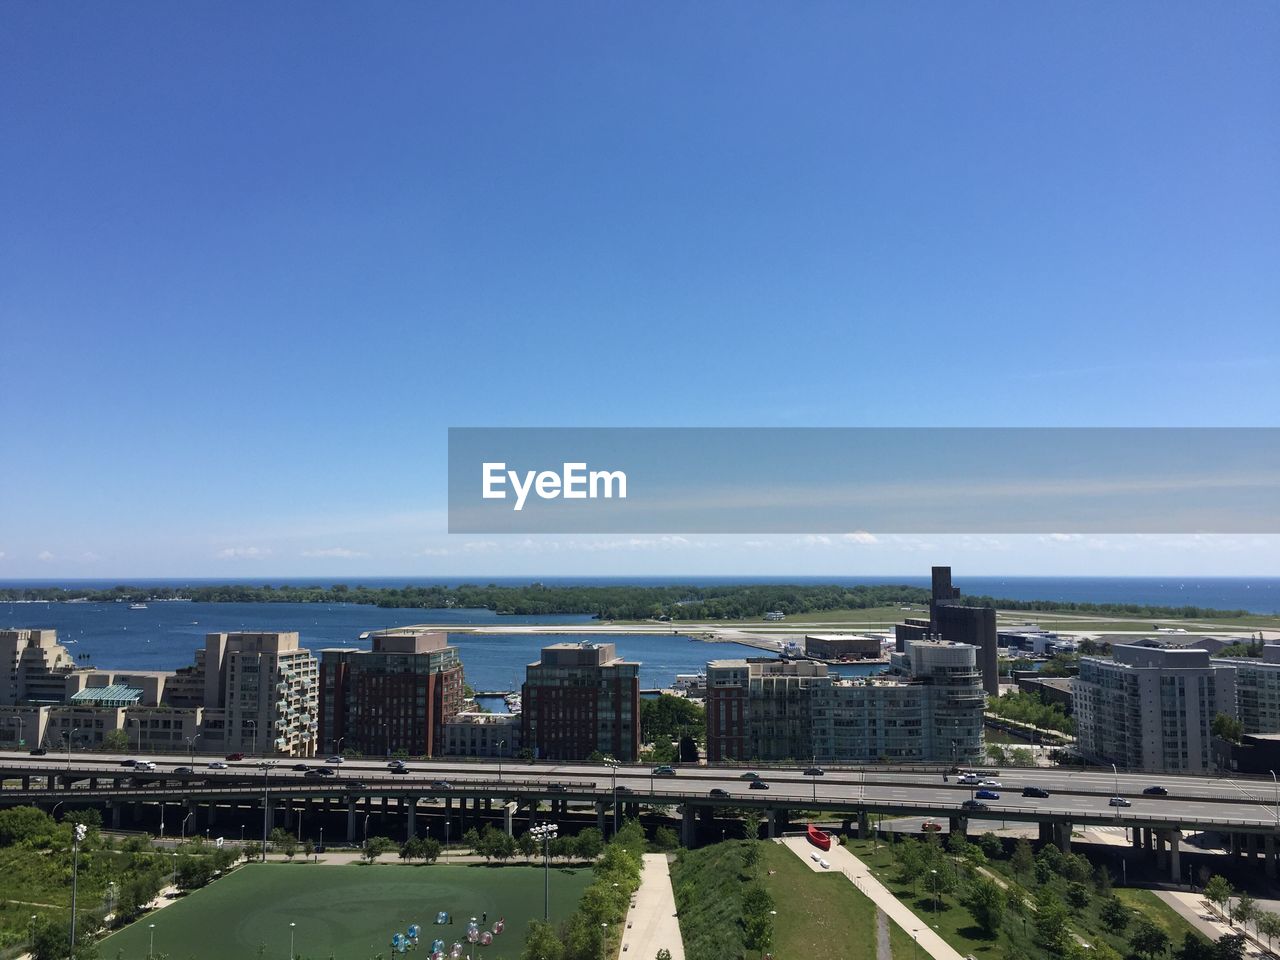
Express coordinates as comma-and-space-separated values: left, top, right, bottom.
1, 3, 1277, 577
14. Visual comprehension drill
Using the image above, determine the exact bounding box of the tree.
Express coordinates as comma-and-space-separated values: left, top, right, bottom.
652, 826, 679, 852
1256, 910, 1280, 951
1010, 839, 1034, 884
31, 917, 99, 960
657, 951, 673, 960
1066, 881, 1090, 911
1230, 892, 1256, 930
1174, 932, 1214, 960
419, 837, 442, 863
1203, 875, 1234, 922
742, 841, 761, 871
102, 729, 131, 752
520, 919, 564, 960
1033, 888, 1071, 954
1010, 747, 1035, 766
1100, 895, 1130, 934
573, 827, 604, 862
1212, 933, 1247, 960
978, 832, 1003, 860
269, 827, 298, 860
1211, 713, 1244, 743
362, 836, 394, 863
986, 744, 1010, 765
516, 831, 538, 860
964, 876, 1006, 938
1130, 917, 1171, 959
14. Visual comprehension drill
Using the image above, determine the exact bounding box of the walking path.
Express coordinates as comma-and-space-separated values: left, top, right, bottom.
778, 837, 964, 960
875, 909, 892, 960
619, 853, 685, 960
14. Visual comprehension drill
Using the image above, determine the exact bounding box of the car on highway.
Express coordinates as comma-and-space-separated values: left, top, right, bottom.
225, 752, 245, 761
548, 783, 569, 793
803, 767, 825, 776
961, 799, 989, 812
749, 780, 770, 790
958, 773, 980, 785
174, 766, 193, 775
28, 748, 47, 756
1022, 786, 1050, 798
207, 761, 228, 769
1142, 785, 1168, 796
292, 763, 310, 771
135, 760, 157, 771
346, 781, 368, 791
1109, 796, 1131, 807
432, 780, 453, 790
326, 756, 344, 764
304, 769, 326, 779
390, 766, 409, 775
120, 759, 137, 767
979, 779, 1002, 788
740, 772, 761, 780
614, 785, 634, 795
922, 820, 942, 832
708, 788, 731, 799
387, 760, 406, 769
652, 765, 677, 777
975, 789, 1000, 800
314, 767, 335, 777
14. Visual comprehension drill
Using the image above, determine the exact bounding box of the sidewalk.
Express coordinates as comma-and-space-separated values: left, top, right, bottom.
1152, 891, 1272, 959
778, 837, 964, 960
620, 853, 685, 959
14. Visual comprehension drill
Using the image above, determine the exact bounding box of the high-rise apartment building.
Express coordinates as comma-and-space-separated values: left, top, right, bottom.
706, 639, 985, 764
1074, 645, 1235, 773
892, 567, 999, 696
1213, 644, 1280, 734
522, 642, 639, 761
0, 629, 75, 705
319, 629, 464, 758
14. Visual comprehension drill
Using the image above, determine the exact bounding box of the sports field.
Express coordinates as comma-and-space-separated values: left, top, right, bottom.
103, 862, 591, 960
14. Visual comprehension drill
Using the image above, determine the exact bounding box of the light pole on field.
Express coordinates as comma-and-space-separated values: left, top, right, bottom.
289, 921, 296, 960
260, 760, 278, 862
148, 923, 156, 959
69, 822, 87, 952
529, 822, 558, 921
497, 740, 505, 781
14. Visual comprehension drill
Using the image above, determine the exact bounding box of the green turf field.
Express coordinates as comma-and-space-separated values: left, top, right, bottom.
102, 862, 590, 960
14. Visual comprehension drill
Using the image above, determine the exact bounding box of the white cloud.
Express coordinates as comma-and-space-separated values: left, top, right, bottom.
215, 546, 272, 560
842, 531, 879, 545
798, 535, 832, 546
299, 547, 368, 559
1042, 533, 1084, 543
79, 551, 100, 562
37, 550, 54, 562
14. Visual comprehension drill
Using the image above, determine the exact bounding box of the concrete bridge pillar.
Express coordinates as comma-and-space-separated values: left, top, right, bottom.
597, 801, 607, 834
1247, 833, 1259, 861
207, 802, 217, 826
484, 798, 493, 812
22, 776, 29, 790
1168, 831, 1181, 883
1056, 822, 1071, 853
681, 806, 695, 847
46, 775, 55, 791
109, 803, 121, 829
1131, 827, 1141, 850
950, 817, 968, 839
1229, 833, 1241, 858
1143, 827, 1153, 851
89, 777, 97, 790
767, 809, 780, 839
503, 801, 516, 837
406, 797, 417, 839
858, 811, 870, 840
1038, 822, 1054, 846
1155, 831, 1167, 870
1266, 835, 1277, 881
346, 799, 356, 844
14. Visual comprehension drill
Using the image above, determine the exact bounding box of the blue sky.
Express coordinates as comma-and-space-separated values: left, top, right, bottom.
1, 3, 1277, 578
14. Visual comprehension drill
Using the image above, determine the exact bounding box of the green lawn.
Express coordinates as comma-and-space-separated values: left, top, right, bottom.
102, 863, 590, 960
758, 841, 879, 960
1114, 888, 1204, 947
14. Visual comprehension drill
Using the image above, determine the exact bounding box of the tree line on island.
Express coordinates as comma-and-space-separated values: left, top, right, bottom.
0, 582, 1253, 622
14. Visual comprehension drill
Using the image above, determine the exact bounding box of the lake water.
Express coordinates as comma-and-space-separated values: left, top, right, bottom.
0, 601, 765, 692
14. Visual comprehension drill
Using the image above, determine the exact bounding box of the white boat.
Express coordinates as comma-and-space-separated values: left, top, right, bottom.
129, 603, 148, 610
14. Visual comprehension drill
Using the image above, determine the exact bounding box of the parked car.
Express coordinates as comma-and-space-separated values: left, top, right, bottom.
1022, 786, 1050, 798
803, 767, 825, 776
975, 789, 1000, 800
1109, 796, 1131, 807
961, 799, 989, 812
958, 773, 980, 785
709, 788, 730, 798
207, 761, 228, 769
652, 765, 677, 777
749, 780, 769, 790
1142, 785, 1168, 796
740, 771, 761, 780
29, 748, 47, 756
225, 752, 245, 761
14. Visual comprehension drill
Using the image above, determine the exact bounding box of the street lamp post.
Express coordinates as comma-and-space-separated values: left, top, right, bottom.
181, 811, 193, 841
335, 738, 344, 779
289, 921, 296, 960
363, 814, 370, 849
148, 923, 156, 960
70, 822, 87, 952
66, 727, 80, 771
29, 914, 37, 954
9, 716, 23, 751
246, 720, 257, 758
604, 758, 619, 834
186, 736, 197, 767
497, 740, 505, 781
1271, 770, 1279, 828
930, 869, 938, 915
530, 823, 558, 921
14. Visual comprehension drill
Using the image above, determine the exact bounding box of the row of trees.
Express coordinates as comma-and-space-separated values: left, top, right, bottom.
986, 690, 1077, 735
519, 819, 647, 960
